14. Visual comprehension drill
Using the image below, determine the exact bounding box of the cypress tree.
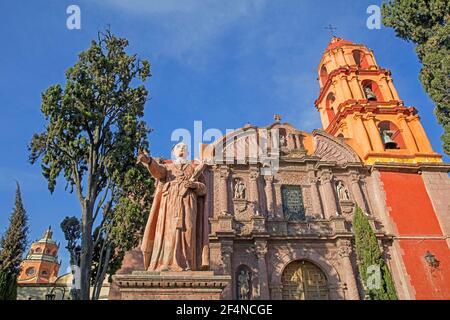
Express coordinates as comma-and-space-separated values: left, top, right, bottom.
0, 183, 29, 300
352, 205, 397, 300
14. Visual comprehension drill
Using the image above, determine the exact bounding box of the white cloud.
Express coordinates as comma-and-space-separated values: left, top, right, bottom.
99, 0, 267, 67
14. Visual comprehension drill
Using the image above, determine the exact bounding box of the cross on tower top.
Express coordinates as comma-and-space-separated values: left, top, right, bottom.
325, 24, 338, 37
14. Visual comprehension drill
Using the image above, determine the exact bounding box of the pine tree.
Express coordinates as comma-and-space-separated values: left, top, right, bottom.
0, 183, 29, 300
352, 205, 397, 300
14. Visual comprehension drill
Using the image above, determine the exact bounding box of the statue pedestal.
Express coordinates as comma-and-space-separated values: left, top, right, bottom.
112, 271, 231, 300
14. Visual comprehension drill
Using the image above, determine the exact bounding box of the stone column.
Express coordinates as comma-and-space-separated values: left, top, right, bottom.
254, 241, 270, 300
379, 76, 394, 101
350, 171, 367, 213
333, 81, 345, 102
287, 134, 295, 149
219, 166, 230, 215
353, 114, 372, 152
385, 77, 400, 101
338, 240, 360, 300
294, 134, 302, 149
339, 75, 354, 100
264, 175, 275, 218
365, 50, 377, 68
349, 76, 364, 100
249, 166, 261, 215
363, 113, 384, 152
269, 284, 283, 300
336, 48, 347, 67
397, 114, 419, 152
319, 170, 338, 219
406, 115, 434, 153
309, 176, 323, 218
220, 242, 234, 299
338, 121, 350, 138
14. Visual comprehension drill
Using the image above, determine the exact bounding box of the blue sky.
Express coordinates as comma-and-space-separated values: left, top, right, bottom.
0, 0, 447, 272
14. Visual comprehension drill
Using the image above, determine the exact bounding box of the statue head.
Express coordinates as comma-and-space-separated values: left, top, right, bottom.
172, 142, 189, 161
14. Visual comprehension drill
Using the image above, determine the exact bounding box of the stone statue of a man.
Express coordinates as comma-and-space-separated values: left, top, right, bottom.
137, 143, 209, 272
336, 181, 350, 201
238, 270, 251, 300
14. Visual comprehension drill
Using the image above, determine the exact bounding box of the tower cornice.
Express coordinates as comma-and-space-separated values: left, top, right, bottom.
315, 67, 392, 106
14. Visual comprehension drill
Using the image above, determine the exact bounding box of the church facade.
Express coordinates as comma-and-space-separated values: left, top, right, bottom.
113, 37, 450, 300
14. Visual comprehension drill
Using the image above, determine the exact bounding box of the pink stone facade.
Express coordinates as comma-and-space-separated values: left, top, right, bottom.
112, 122, 450, 300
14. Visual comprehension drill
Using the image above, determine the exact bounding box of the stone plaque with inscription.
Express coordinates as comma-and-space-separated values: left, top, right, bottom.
281, 185, 305, 221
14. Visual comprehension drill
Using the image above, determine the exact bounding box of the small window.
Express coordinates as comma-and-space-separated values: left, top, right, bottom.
325, 93, 336, 122
41, 270, 48, 276
35, 247, 42, 253
352, 49, 370, 68
352, 50, 362, 66
320, 65, 328, 86
26, 267, 35, 276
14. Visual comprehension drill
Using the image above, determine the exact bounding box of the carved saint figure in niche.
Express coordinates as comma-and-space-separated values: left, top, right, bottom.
234, 179, 246, 199
363, 86, 377, 101
336, 181, 350, 201
238, 270, 251, 300
279, 134, 287, 147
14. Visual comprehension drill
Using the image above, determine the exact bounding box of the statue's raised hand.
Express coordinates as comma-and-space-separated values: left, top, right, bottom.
137, 149, 151, 165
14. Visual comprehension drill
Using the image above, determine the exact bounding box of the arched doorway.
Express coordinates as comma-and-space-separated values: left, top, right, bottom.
281, 260, 329, 300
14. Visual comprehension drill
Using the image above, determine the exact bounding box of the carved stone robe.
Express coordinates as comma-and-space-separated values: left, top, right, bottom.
140, 159, 209, 271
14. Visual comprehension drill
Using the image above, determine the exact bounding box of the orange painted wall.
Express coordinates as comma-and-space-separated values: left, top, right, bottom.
380, 171, 450, 299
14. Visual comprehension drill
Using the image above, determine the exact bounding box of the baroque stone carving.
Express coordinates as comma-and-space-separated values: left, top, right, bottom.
234, 179, 246, 199
237, 268, 252, 300
312, 130, 360, 164
338, 240, 353, 258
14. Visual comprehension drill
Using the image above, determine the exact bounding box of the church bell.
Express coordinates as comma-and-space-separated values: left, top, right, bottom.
381, 130, 398, 149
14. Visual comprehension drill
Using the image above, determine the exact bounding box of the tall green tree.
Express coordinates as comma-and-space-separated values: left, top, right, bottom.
382, 0, 450, 154
29, 29, 151, 299
353, 205, 397, 300
90, 165, 153, 300
0, 183, 29, 300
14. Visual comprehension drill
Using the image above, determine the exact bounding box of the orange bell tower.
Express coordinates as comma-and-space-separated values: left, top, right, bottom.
17, 226, 60, 284
315, 37, 442, 165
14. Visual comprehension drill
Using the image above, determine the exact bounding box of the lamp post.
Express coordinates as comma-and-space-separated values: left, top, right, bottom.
45, 286, 66, 300
45, 274, 68, 300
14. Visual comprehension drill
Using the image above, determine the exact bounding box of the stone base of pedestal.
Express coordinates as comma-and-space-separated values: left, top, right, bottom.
111, 271, 231, 300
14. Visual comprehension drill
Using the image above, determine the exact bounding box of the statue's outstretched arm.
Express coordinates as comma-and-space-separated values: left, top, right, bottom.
146, 158, 167, 180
